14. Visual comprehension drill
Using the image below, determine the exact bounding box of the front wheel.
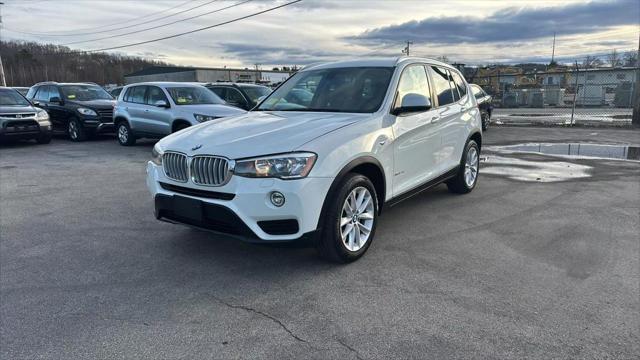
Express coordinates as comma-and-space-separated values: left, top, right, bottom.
317, 173, 378, 263
68, 118, 87, 142
447, 140, 480, 194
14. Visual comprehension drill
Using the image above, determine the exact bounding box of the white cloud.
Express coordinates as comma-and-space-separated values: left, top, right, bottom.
1, 0, 638, 67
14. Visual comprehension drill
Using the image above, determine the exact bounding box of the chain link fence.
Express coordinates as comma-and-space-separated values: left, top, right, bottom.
469, 67, 638, 126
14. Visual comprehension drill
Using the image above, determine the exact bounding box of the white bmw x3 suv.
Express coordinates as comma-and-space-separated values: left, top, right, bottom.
147, 57, 482, 262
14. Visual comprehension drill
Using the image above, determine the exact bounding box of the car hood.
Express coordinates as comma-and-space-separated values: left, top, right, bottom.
0, 105, 39, 114
174, 104, 246, 117
159, 111, 365, 159
68, 99, 116, 109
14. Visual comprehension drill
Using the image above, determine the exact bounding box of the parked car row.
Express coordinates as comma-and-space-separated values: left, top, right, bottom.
1, 81, 273, 145
2, 57, 484, 262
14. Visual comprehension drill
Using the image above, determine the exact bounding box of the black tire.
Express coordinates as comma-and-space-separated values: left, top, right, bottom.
116, 121, 136, 146
446, 139, 480, 194
36, 132, 52, 144
317, 173, 379, 263
481, 112, 489, 131
67, 118, 87, 142
173, 122, 190, 132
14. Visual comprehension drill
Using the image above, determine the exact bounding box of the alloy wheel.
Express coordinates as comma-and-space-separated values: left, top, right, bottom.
68, 121, 78, 140
340, 186, 375, 252
464, 147, 479, 187
118, 124, 128, 143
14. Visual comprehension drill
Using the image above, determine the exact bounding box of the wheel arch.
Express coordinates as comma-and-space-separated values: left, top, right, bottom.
114, 116, 129, 127
172, 119, 191, 132
469, 130, 482, 150
316, 156, 387, 231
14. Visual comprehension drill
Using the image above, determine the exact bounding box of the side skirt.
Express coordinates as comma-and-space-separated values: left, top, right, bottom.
384, 167, 459, 209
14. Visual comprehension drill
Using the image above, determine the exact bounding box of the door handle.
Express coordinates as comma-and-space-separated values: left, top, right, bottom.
431, 116, 440, 123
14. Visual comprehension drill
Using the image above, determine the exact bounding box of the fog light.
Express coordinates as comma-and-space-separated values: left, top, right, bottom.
270, 191, 285, 207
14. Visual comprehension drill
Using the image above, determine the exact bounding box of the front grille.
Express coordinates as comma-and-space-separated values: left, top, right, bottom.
0, 113, 36, 119
96, 109, 113, 122
190, 156, 230, 186
159, 182, 234, 200
4, 120, 40, 133
162, 152, 189, 182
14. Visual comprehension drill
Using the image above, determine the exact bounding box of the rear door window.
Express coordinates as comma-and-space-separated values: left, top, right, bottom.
447, 70, 461, 102
209, 87, 226, 99
125, 86, 147, 104
451, 71, 467, 98
429, 66, 455, 106
49, 86, 61, 101
35, 86, 50, 102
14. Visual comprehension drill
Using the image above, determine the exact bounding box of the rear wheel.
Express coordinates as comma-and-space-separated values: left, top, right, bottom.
116, 121, 136, 146
447, 140, 480, 194
68, 118, 87, 142
317, 173, 378, 263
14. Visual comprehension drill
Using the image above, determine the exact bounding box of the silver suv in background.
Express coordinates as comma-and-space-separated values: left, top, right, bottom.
113, 82, 245, 146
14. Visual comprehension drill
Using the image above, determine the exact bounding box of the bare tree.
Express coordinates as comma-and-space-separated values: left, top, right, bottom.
0, 40, 170, 86
607, 49, 622, 67
623, 50, 638, 67
582, 55, 603, 69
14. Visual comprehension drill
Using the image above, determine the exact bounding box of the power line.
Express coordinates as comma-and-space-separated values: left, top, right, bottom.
39, 0, 302, 55
60, 0, 253, 46
4, 0, 220, 37
24, 0, 194, 34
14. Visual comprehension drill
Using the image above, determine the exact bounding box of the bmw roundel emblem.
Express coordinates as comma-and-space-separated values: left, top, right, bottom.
191, 144, 203, 151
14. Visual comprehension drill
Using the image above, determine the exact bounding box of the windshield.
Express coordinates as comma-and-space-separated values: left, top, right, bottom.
166, 86, 225, 105
240, 85, 271, 103
60, 85, 113, 101
257, 67, 394, 113
0, 88, 31, 106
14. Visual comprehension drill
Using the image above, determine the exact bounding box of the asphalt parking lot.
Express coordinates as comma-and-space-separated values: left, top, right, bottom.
1, 126, 639, 359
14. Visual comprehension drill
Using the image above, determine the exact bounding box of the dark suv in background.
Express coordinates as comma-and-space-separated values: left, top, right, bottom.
26, 82, 115, 141
205, 83, 271, 110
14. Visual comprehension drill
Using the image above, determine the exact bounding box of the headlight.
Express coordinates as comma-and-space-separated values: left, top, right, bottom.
151, 144, 164, 165
35, 109, 49, 122
77, 107, 97, 116
194, 113, 219, 122
234, 152, 317, 179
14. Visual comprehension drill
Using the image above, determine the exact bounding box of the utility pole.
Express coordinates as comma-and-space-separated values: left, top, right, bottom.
402, 41, 413, 56
550, 32, 556, 65
632, 32, 640, 127
254, 63, 261, 83
0, 2, 6, 87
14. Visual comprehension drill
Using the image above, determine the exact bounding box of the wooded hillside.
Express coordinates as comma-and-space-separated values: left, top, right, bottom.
0, 41, 172, 86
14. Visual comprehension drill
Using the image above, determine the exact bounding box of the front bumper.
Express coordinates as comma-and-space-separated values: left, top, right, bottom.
0, 122, 51, 140
83, 120, 114, 133
146, 161, 333, 242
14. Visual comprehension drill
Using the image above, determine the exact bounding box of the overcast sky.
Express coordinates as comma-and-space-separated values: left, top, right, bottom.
2, 0, 638, 67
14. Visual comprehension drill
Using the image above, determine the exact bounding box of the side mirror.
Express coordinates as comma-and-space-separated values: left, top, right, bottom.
49, 96, 62, 104
392, 93, 431, 115
154, 100, 169, 108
